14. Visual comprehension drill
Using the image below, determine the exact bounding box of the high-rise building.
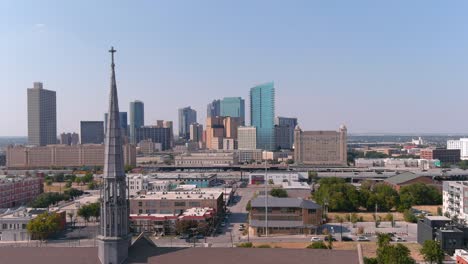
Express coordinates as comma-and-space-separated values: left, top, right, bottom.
104, 112, 128, 138
205, 117, 225, 150
238, 126, 257, 150
135, 126, 172, 151
60, 132, 79, 145
250, 82, 275, 150
275, 117, 298, 150
224, 116, 241, 139
80, 121, 105, 144
129, 100, 144, 144
221, 97, 245, 125
163, 120, 174, 148
294, 125, 347, 166
190, 123, 204, 142
97, 47, 130, 264
207, 99, 221, 118
178, 107, 197, 140
27, 82, 57, 146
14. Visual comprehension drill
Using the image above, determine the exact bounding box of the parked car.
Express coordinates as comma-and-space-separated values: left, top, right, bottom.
310, 237, 322, 242
324, 236, 337, 241
220, 222, 226, 227
341, 236, 353, 242
356, 236, 370, 241
196, 234, 205, 239
179, 234, 190, 239
393, 237, 406, 242
238, 227, 245, 231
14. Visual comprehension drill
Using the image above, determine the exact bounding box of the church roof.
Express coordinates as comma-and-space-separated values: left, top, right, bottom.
0, 246, 360, 264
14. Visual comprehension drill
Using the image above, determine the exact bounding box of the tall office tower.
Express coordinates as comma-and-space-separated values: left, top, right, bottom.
97, 47, 130, 264
178, 107, 197, 140
163, 120, 174, 148
190, 123, 204, 142
238, 126, 257, 150
80, 121, 105, 144
104, 112, 128, 138
129, 100, 144, 144
221, 97, 245, 125
27, 82, 57, 146
294, 125, 348, 166
156, 120, 164, 128
59, 132, 79, 145
275, 117, 298, 150
135, 126, 172, 150
224, 116, 241, 139
250, 82, 275, 150
205, 116, 225, 150
207, 99, 221, 118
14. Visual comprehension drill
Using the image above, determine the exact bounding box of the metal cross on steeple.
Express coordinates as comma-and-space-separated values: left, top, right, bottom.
109, 46, 117, 66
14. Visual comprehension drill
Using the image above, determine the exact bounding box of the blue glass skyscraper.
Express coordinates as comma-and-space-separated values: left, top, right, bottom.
250, 82, 275, 150
221, 97, 245, 125
129, 100, 144, 144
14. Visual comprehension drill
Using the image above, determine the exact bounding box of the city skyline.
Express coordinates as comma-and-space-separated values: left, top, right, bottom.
3, 1, 468, 136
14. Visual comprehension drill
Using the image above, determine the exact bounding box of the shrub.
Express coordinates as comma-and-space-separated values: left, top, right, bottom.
307, 242, 329, 249
255, 244, 271, 248
237, 242, 253, 248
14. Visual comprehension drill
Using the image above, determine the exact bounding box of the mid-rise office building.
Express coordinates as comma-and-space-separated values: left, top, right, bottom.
59, 132, 79, 145
205, 117, 225, 150
224, 116, 240, 140
207, 99, 221, 118
250, 82, 275, 150
6, 144, 136, 169
189, 123, 203, 143
0, 175, 43, 208
129, 100, 145, 144
135, 126, 172, 151
178, 107, 197, 140
238, 126, 257, 150
420, 148, 460, 163
443, 181, 468, 223
80, 121, 104, 144
27, 82, 57, 146
220, 97, 245, 125
294, 125, 347, 166
447, 139, 468, 160
275, 117, 298, 150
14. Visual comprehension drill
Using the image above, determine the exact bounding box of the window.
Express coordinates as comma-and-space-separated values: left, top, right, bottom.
138, 201, 143, 207
308, 209, 316, 214
189, 202, 201, 207
174, 202, 186, 207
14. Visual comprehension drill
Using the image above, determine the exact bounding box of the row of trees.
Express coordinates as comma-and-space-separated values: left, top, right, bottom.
314, 178, 441, 212
77, 202, 100, 222
29, 188, 84, 208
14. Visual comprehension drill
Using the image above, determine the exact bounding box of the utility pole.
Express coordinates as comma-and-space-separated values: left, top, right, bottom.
264, 158, 268, 237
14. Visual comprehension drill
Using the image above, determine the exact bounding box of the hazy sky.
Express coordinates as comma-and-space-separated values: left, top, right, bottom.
1, 0, 468, 136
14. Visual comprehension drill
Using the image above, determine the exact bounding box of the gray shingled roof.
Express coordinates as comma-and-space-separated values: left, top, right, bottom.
384, 171, 428, 185
251, 197, 321, 210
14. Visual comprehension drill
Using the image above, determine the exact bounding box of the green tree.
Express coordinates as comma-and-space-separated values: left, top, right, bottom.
403, 209, 418, 223
78, 202, 100, 222
420, 240, 444, 264
53, 173, 65, 182
398, 183, 442, 211
87, 182, 97, 190
314, 178, 360, 212
306, 241, 329, 249
307, 171, 318, 183
29, 192, 68, 208
45, 179, 52, 186
246, 200, 252, 212
378, 243, 415, 264
175, 220, 199, 235
362, 183, 399, 212
237, 242, 253, 248
326, 234, 333, 249
63, 188, 84, 199
65, 180, 72, 188
82, 173, 94, 183
268, 179, 274, 185
270, 188, 288, 198
27, 212, 62, 241
124, 165, 135, 173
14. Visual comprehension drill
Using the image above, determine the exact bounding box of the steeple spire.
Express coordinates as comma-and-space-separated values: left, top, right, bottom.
98, 47, 130, 264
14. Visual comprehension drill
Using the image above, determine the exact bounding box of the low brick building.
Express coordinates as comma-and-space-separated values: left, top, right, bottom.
249, 197, 322, 236
0, 176, 43, 208
384, 171, 439, 191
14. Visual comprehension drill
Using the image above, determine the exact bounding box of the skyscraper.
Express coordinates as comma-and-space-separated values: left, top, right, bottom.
178, 106, 197, 140
190, 123, 204, 142
27, 82, 57, 146
129, 100, 144, 144
275, 116, 298, 150
97, 47, 130, 264
207, 99, 221, 118
250, 82, 275, 150
80, 121, 104, 144
221, 97, 245, 125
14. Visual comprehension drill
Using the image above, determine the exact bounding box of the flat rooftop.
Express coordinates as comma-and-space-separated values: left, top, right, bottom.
132, 190, 223, 200
426, 216, 451, 221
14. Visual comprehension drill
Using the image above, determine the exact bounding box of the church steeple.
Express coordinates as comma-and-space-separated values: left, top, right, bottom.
98, 47, 130, 264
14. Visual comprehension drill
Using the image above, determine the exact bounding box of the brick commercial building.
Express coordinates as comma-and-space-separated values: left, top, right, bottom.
294, 125, 347, 166
6, 144, 136, 169
384, 171, 438, 191
420, 148, 460, 163
0, 176, 43, 208
249, 197, 322, 236
129, 190, 224, 216
174, 152, 238, 166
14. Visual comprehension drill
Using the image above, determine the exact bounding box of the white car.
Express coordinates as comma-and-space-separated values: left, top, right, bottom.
310, 237, 322, 242
393, 237, 406, 242
356, 236, 370, 241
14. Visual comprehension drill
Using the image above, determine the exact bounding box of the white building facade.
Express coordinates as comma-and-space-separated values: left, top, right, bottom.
442, 181, 468, 223
447, 139, 468, 160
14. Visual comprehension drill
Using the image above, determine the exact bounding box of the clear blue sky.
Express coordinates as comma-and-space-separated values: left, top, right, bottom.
1, 0, 468, 136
